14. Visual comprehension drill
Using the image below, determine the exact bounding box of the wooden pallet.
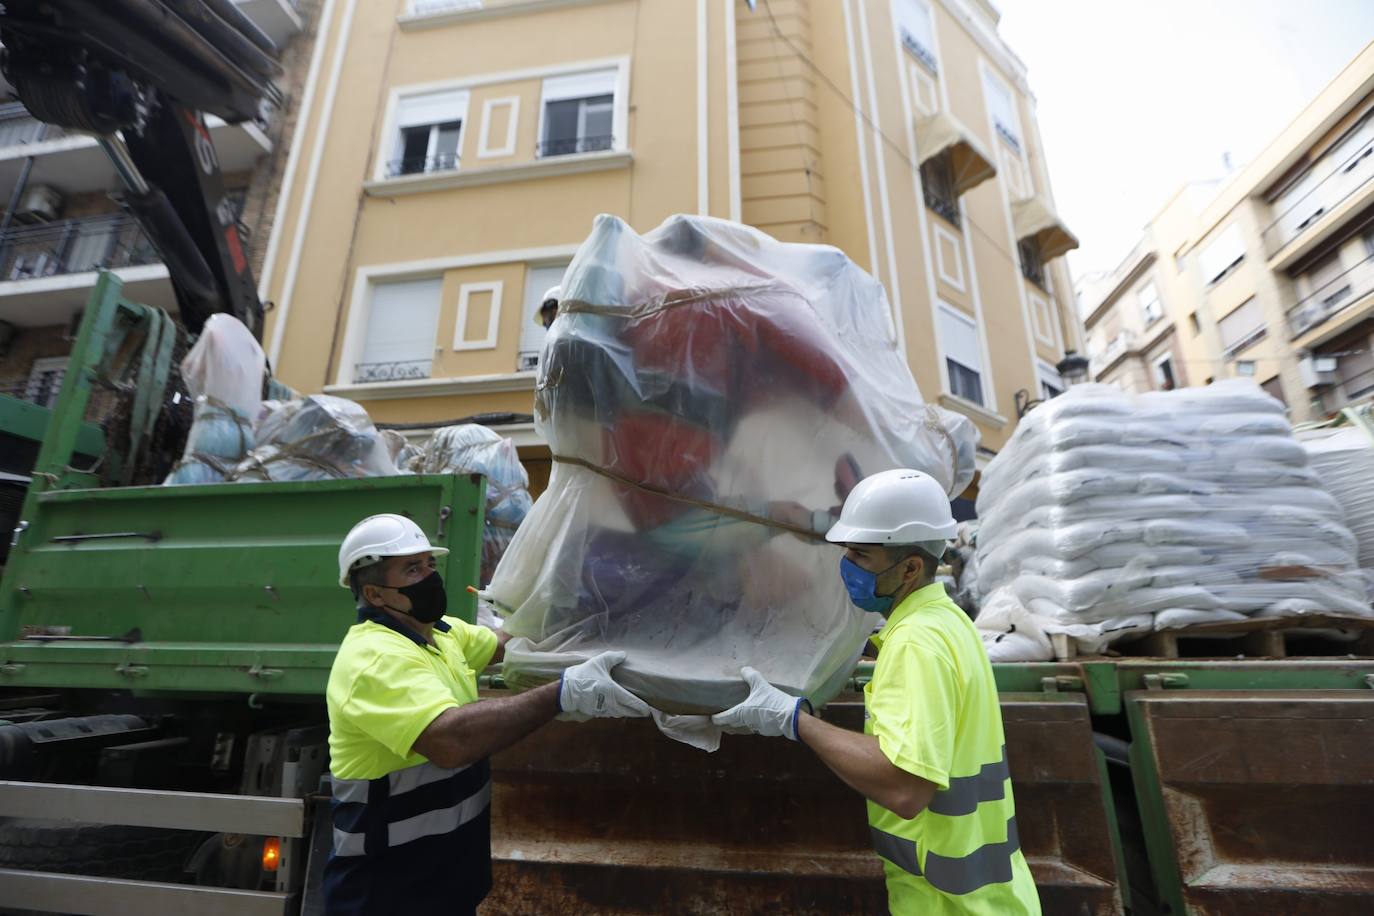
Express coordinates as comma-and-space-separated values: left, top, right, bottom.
1052, 613, 1374, 661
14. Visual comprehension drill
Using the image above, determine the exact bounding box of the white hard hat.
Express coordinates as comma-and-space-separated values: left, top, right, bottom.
825, 469, 957, 545
542, 286, 561, 303
338, 513, 448, 588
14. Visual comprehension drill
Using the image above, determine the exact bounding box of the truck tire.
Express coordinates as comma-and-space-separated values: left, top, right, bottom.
0, 818, 209, 883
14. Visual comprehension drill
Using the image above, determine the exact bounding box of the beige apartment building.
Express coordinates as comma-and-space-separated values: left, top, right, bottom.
0, 1, 319, 407
259, 0, 1084, 481
1082, 42, 1374, 420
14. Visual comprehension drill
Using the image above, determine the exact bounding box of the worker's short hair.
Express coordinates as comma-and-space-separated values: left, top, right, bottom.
882, 544, 942, 586
349, 560, 390, 602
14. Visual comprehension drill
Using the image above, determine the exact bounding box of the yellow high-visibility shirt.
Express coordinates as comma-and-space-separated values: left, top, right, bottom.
327, 610, 498, 781
863, 582, 1041, 915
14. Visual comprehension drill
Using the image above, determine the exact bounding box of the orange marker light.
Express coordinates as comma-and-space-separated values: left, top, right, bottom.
466, 585, 479, 595
262, 837, 281, 872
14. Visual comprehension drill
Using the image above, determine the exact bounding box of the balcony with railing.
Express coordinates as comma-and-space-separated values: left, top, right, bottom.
1286, 248, 1374, 339
1263, 115, 1374, 263
353, 359, 434, 384
1089, 329, 1139, 377
536, 134, 615, 158
0, 102, 273, 193
0, 213, 159, 282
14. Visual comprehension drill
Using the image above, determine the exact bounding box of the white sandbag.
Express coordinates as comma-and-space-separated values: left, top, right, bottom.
180, 314, 265, 420
1301, 426, 1374, 572
974, 380, 1369, 653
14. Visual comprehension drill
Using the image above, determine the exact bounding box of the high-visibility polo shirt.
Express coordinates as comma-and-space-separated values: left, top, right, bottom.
863, 582, 1041, 915
323, 607, 499, 916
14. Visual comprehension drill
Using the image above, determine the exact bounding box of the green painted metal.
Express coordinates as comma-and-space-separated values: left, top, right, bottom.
0, 272, 489, 697
1124, 694, 1188, 916
0, 395, 104, 459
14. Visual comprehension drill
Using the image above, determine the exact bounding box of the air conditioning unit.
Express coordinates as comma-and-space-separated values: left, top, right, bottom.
1297, 354, 1339, 389
15, 185, 62, 224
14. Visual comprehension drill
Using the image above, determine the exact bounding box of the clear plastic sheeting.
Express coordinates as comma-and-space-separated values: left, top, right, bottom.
1300, 426, 1374, 575
487, 214, 978, 732
164, 316, 265, 485
231, 395, 400, 482
381, 429, 424, 473
974, 381, 1371, 659
414, 425, 533, 586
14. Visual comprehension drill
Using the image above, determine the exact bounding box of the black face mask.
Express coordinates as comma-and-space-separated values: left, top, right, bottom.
381, 571, 447, 624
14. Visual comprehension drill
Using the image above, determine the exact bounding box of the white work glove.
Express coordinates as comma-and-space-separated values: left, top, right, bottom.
558, 651, 651, 720
710, 667, 812, 741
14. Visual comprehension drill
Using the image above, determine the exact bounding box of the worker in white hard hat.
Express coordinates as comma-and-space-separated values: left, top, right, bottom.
537, 285, 560, 330
712, 470, 1040, 915
323, 513, 648, 916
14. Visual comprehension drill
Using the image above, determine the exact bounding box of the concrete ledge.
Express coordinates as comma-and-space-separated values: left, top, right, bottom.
363, 149, 632, 196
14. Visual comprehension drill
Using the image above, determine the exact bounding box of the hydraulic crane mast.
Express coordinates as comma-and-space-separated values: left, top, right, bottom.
0, 0, 283, 338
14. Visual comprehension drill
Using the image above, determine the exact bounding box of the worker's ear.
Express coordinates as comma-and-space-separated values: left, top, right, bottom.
361, 583, 389, 608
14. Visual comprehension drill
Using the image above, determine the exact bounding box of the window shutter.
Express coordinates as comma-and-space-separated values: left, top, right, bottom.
939, 304, 982, 371
358, 277, 442, 371
542, 70, 618, 104
1200, 223, 1246, 284
396, 90, 468, 129
518, 264, 568, 364
1216, 297, 1265, 353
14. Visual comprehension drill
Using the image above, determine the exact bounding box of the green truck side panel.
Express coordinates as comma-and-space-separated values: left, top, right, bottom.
0, 395, 105, 459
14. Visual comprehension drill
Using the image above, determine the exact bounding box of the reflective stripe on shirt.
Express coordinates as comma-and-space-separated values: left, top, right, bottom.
871, 815, 1021, 896
331, 757, 490, 858
925, 745, 1010, 817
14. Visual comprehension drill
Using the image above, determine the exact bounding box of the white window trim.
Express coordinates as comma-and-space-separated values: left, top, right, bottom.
535, 67, 626, 160
399, 0, 621, 31
936, 300, 985, 401
26, 356, 69, 408
336, 244, 581, 387
389, 90, 470, 179
372, 58, 630, 183
980, 63, 1023, 153
1151, 350, 1176, 389
476, 96, 520, 159
453, 281, 504, 351
933, 223, 965, 291
910, 63, 938, 116
1029, 291, 1054, 346
1036, 359, 1064, 397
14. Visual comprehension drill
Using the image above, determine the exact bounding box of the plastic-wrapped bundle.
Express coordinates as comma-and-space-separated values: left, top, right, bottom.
414, 425, 533, 586
487, 214, 979, 732
164, 317, 265, 485
1300, 427, 1374, 574
231, 395, 399, 482
380, 430, 423, 473
973, 381, 1370, 659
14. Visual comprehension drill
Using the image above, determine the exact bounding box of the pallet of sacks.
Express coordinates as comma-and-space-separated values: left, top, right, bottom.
972, 380, 1372, 661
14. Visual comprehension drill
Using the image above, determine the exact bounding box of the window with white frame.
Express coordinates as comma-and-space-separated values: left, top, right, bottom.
1199, 223, 1246, 285
540, 70, 616, 157
1138, 281, 1163, 325
1037, 361, 1064, 400
1216, 296, 1266, 356
1272, 169, 1326, 240
1152, 352, 1177, 390
409, 0, 481, 14
982, 70, 1021, 152
390, 90, 469, 177
939, 304, 985, 406
355, 277, 442, 383
1303, 252, 1352, 311
894, 0, 938, 75
25, 357, 68, 409
518, 263, 568, 371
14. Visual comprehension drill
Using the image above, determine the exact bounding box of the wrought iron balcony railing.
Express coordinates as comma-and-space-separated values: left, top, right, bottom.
353, 359, 433, 383
0, 213, 160, 282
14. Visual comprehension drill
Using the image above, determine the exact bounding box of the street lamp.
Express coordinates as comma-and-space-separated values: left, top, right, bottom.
1055, 350, 1091, 387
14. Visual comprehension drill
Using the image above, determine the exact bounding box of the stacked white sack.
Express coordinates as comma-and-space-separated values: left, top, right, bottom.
1300, 426, 1374, 600
973, 381, 1370, 659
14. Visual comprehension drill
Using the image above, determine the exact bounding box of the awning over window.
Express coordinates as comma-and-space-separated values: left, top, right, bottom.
1011, 195, 1079, 262
914, 112, 997, 195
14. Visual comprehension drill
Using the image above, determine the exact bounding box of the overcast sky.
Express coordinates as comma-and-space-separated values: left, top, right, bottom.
995, 0, 1374, 282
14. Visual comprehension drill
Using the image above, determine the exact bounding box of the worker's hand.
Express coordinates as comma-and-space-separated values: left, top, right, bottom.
711, 667, 811, 741
558, 651, 651, 720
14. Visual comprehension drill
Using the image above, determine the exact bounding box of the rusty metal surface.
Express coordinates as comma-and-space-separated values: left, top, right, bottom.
1131, 690, 1374, 916
1001, 693, 1124, 916
480, 690, 1124, 915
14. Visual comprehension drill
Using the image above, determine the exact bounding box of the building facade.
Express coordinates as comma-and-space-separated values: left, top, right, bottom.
0, 0, 317, 411
1082, 42, 1374, 419
261, 0, 1084, 481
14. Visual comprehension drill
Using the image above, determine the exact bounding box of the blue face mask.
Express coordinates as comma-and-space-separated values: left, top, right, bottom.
840, 555, 907, 615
